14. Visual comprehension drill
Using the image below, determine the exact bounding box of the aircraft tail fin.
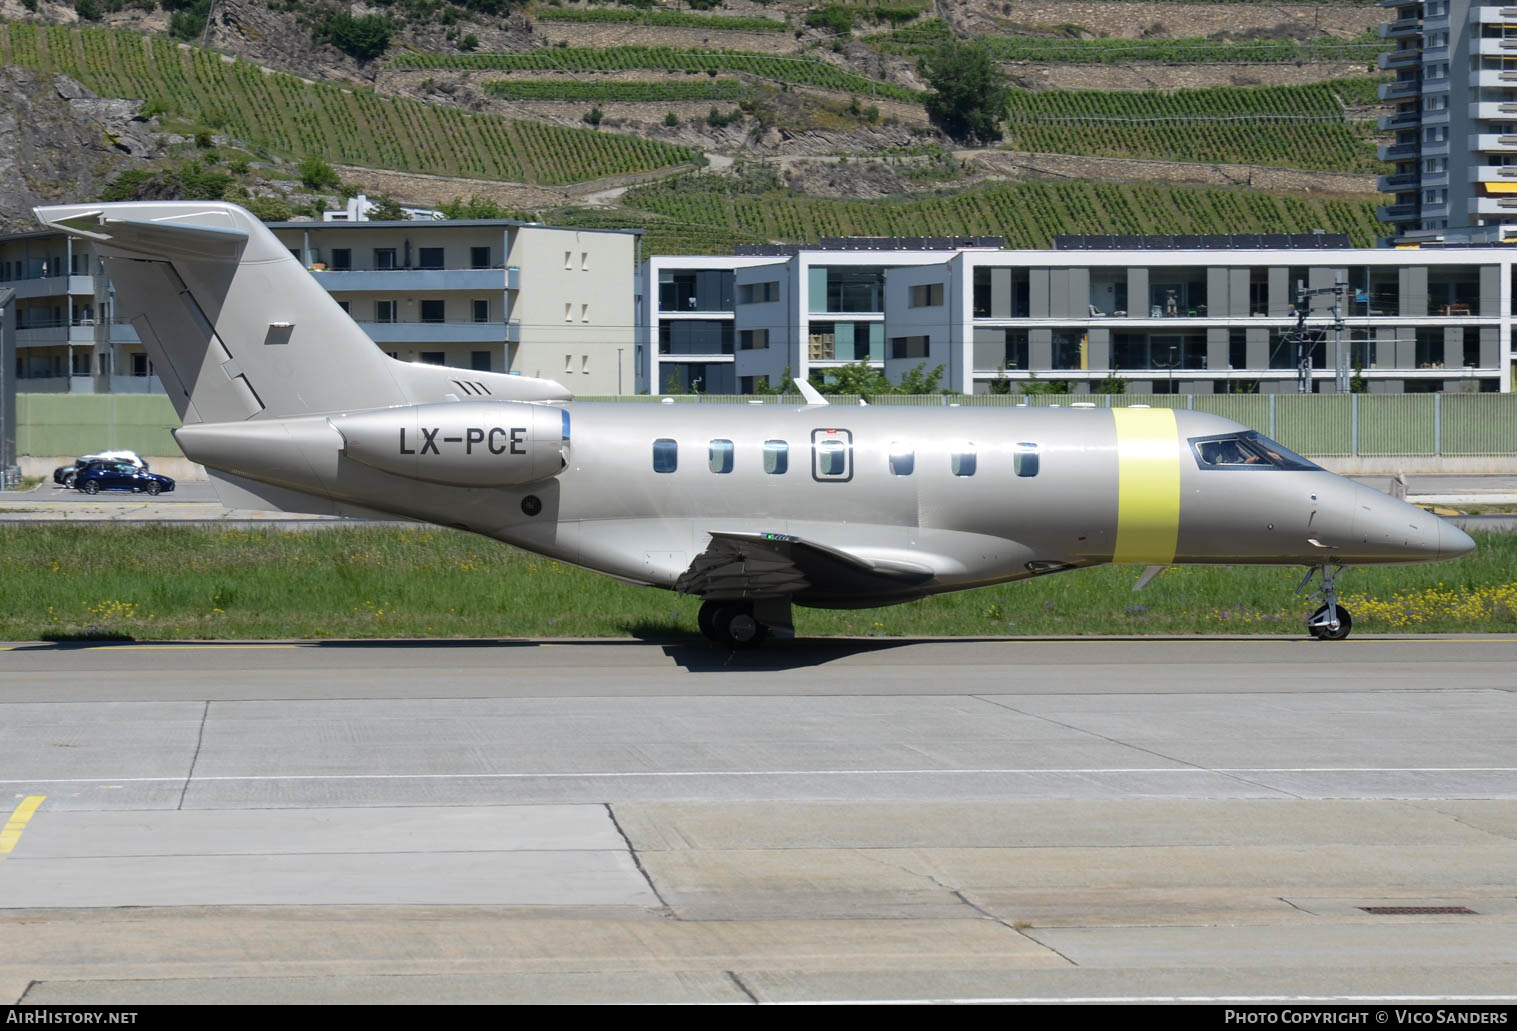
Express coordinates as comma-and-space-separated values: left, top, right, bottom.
34, 202, 570, 425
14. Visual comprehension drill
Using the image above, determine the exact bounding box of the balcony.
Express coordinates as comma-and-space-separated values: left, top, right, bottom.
1378, 140, 1421, 160
1476, 36, 1517, 56
1379, 171, 1420, 191
356, 319, 507, 345
310, 267, 506, 292
1380, 78, 1422, 100
3, 274, 95, 300
1380, 109, 1422, 131
1379, 47, 1423, 70
507, 266, 520, 291
1469, 195, 1517, 214
1378, 202, 1420, 221
1380, 17, 1422, 38
1471, 100, 1517, 120
1476, 69, 1517, 88
108, 320, 140, 344
1474, 133, 1517, 151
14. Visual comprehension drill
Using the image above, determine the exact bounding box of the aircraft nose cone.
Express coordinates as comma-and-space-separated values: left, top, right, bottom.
1439, 520, 1476, 560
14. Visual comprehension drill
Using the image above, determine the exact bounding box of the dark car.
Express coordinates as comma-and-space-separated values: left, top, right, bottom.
54, 451, 147, 487
73, 461, 175, 496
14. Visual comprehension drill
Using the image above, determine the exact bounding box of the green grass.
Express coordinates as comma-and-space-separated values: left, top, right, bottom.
0, 22, 701, 186
2, 526, 1511, 641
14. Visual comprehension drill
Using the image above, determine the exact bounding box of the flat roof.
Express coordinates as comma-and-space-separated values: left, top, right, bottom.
267, 219, 643, 236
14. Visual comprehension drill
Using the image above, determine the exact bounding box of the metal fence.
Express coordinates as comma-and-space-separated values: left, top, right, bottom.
578, 392, 1517, 457
18, 392, 1517, 459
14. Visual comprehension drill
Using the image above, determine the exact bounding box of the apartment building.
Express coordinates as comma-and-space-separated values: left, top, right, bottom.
641, 237, 1515, 394
1377, 0, 1517, 244
0, 217, 640, 397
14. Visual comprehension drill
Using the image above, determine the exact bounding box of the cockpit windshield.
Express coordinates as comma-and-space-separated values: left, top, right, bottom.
1190, 431, 1319, 471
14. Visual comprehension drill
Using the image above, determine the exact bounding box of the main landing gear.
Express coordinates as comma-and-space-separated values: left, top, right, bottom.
1299, 563, 1352, 641
696, 598, 793, 649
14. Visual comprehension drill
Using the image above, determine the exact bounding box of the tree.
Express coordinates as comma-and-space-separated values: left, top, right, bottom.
895, 362, 944, 395
918, 38, 1010, 145
367, 194, 405, 221
299, 156, 340, 191
583, 106, 603, 128
316, 13, 392, 63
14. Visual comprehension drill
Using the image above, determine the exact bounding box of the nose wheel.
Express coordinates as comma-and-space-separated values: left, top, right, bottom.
1300, 564, 1352, 641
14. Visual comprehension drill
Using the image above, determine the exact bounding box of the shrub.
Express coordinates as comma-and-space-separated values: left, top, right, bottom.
299, 156, 341, 191
664, 111, 679, 126
316, 13, 392, 62
74, 0, 102, 21
583, 106, 604, 127
919, 38, 1009, 144
805, 5, 853, 36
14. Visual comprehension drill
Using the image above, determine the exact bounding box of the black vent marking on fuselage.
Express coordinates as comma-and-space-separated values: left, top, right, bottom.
452, 380, 493, 397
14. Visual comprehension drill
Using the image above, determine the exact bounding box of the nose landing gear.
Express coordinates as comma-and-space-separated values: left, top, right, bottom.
1300, 563, 1353, 641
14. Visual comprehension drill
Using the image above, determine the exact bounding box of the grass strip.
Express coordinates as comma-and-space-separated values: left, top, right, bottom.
2, 526, 1512, 641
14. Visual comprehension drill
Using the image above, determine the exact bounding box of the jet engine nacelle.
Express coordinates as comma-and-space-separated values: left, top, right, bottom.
332, 400, 569, 488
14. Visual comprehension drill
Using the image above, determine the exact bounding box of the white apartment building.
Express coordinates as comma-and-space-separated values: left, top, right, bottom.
0, 218, 640, 397
642, 237, 1516, 394
1378, 0, 1517, 244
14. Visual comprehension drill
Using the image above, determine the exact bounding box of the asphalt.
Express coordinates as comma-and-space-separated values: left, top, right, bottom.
2, 637, 1515, 1004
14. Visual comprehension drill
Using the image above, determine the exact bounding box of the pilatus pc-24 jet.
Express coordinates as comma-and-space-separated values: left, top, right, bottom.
35, 202, 1476, 647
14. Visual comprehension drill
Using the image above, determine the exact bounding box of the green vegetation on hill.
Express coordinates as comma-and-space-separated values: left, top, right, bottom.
482, 77, 750, 101
574, 176, 1384, 253
1003, 83, 1384, 173
0, 22, 700, 185
392, 46, 922, 100
534, 7, 787, 31
875, 21, 1386, 65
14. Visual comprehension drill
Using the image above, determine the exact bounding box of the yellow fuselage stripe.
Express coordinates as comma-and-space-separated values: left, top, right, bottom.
1112, 408, 1181, 564
0, 795, 45, 854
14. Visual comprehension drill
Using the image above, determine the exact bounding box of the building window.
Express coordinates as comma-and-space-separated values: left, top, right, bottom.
889, 444, 914, 476
652, 438, 678, 473
132, 353, 149, 376
471, 350, 491, 372
420, 299, 445, 323
909, 282, 945, 308
659, 269, 735, 312
890, 335, 929, 360
581, 252, 589, 271
471, 246, 490, 270
329, 248, 351, 271
336, 300, 351, 315
565, 303, 572, 322
472, 299, 489, 323
708, 439, 734, 474
376, 300, 397, 323
763, 440, 788, 475
418, 247, 444, 270
738, 281, 779, 304
581, 303, 589, 322
1014, 443, 1040, 478
420, 352, 445, 365
564, 251, 573, 270
739, 328, 769, 350
374, 248, 397, 270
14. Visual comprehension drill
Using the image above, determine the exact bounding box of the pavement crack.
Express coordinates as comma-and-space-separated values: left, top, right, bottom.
971, 694, 1302, 799
1278, 895, 1313, 915
16, 980, 38, 1004
1404, 800, 1517, 843
726, 970, 759, 1004
605, 802, 673, 914
177, 700, 210, 811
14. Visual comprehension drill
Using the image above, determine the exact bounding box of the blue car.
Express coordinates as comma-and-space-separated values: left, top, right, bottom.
73, 460, 175, 496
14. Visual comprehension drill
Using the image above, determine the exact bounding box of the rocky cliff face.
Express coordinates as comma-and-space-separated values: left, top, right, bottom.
0, 68, 162, 233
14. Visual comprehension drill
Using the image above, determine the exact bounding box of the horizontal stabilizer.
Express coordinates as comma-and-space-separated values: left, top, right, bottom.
36, 206, 249, 263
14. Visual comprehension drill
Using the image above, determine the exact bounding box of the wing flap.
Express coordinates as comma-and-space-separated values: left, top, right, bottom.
676, 531, 935, 601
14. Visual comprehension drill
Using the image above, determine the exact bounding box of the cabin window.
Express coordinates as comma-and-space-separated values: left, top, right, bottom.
888, 444, 914, 476
709, 439, 734, 474
763, 440, 788, 474
811, 428, 853, 482
1014, 442, 1040, 478
951, 447, 977, 477
652, 438, 678, 473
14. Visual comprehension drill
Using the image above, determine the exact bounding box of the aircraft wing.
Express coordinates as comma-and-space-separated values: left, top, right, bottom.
675, 531, 936, 602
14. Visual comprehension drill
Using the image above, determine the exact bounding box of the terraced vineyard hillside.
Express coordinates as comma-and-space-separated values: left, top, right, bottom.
0, 21, 701, 186
0, 0, 1393, 251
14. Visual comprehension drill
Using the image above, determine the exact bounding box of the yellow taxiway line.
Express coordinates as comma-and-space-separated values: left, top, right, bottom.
0, 795, 45, 854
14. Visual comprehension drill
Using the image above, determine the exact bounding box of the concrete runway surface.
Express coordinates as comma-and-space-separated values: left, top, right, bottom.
2, 636, 1516, 1005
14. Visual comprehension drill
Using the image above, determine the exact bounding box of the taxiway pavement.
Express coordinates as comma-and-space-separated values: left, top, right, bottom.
2, 637, 1515, 1004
